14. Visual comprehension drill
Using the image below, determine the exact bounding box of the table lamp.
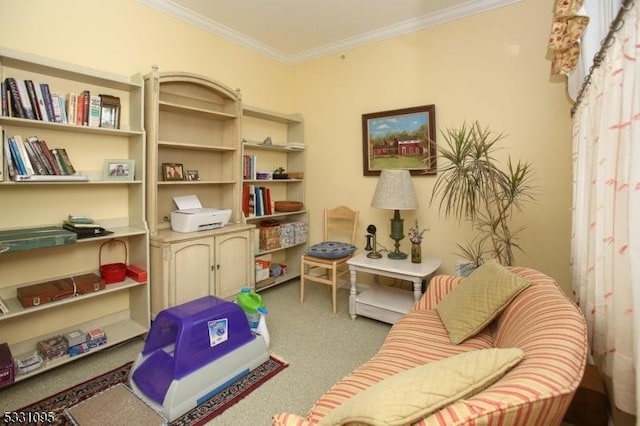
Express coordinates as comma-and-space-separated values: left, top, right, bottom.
371, 169, 418, 259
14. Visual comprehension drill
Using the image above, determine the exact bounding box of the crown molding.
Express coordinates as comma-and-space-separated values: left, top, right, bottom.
137, 0, 523, 65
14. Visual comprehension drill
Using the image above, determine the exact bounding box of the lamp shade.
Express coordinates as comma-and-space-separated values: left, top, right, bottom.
371, 169, 418, 210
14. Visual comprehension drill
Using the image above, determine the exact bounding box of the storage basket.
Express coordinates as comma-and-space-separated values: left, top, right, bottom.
99, 240, 127, 284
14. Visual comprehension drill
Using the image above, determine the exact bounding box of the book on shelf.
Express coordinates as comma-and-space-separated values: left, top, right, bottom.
88, 95, 101, 127
39, 83, 57, 122
24, 80, 43, 121
52, 93, 66, 123
81, 90, 90, 126
7, 136, 26, 175
0, 127, 3, 181
1, 82, 7, 117
33, 81, 51, 121
23, 136, 48, 175
3, 133, 86, 181
36, 139, 62, 175
4, 77, 26, 118
3, 128, 15, 179
62, 219, 102, 228
53, 148, 76, 175
13, 135, 35, 175
62, 222, 110, 239
66, 93, 77, 124
15, 78, 35, 120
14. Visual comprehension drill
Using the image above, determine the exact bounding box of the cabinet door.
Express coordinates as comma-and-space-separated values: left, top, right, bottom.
170, 238, 214, 305
215, 231, 253, 299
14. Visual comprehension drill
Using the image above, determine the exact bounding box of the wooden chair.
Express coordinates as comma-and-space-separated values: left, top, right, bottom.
300, 206, 359, 313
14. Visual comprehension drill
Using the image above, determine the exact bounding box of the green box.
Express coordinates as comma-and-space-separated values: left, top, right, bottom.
0, 226, 77, 254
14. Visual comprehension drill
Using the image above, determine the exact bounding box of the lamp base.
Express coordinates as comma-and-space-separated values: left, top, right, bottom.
387, 250, 407, 260
387, 209, 407, 260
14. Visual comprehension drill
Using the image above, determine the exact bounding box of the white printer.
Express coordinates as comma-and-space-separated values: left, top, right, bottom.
170, 195, 232, 233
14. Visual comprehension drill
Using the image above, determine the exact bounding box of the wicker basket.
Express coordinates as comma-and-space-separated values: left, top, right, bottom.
274, 201, 303, 212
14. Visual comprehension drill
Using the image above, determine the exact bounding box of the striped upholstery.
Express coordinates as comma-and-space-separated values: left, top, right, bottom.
272, 268, 588, 426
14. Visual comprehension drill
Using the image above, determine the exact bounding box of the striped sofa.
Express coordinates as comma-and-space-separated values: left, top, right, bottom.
272, 267, 588, 426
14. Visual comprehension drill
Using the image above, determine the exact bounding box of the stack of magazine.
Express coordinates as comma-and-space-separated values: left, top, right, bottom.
62, 215, 112, 239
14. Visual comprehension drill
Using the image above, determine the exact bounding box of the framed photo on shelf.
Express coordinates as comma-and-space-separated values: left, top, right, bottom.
163, 162, 184, 181
102, 159, 135, 181
99, 95, 121, 129
362, 104, 437, 176
186, 169, 200, 181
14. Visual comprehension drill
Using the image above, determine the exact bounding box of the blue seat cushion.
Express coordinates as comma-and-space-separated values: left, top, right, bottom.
306, 241, 356, 259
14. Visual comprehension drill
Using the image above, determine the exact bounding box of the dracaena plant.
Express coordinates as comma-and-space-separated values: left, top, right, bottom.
430, 121, 536, 266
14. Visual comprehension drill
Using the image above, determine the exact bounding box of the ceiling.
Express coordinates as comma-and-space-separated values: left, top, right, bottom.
138, 0, 521, 64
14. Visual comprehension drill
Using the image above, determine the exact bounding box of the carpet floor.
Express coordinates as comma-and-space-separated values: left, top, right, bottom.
0, 280, 393, 425
17, 355, 287, 425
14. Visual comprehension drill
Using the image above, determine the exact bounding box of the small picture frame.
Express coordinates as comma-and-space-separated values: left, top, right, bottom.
99, 95, 121, 129
102, 159, 135, 181
186, 169, 200, 181
163, 162, 184, 181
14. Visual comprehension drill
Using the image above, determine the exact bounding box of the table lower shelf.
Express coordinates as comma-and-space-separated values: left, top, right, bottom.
354, 285, 414, 324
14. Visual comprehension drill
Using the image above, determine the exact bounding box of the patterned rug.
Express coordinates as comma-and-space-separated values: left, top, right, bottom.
17, 355, 288, 425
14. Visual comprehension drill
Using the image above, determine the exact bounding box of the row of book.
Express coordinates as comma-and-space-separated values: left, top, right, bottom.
243, 154, 258, 180
2, 130, 84, 181
2, 77, 120, 129
243, 185, 273, 218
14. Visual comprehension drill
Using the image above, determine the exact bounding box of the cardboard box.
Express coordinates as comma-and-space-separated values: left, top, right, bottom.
259, 223, 281, 251
0, 343, 14, 388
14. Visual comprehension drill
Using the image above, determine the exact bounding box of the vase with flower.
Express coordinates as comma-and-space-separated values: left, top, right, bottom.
408, 219, 427, 263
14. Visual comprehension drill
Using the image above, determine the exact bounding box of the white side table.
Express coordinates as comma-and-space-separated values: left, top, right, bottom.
348, 253, 441, 324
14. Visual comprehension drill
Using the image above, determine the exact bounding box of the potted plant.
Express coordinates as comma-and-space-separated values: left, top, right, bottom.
273, 167, 288, 180
430, 121, 536, 268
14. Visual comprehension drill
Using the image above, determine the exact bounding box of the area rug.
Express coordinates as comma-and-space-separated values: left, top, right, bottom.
17, 355, 288, 425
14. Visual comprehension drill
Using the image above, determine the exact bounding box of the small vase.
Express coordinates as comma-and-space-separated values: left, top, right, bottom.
411, 242, 422, 264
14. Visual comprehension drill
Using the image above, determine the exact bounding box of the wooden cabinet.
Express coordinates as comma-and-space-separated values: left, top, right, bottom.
0, 48, 149, 381
241, 106, 307, 291
144, 69, 255, 313
144, 68, 242, 234
149, 225, 254, 317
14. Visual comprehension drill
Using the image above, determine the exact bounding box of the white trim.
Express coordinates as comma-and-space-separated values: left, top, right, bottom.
137, 0, 523, 65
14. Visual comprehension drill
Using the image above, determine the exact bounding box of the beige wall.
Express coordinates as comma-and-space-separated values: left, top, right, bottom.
0, 0, 575, 293
291, 0, 575, 292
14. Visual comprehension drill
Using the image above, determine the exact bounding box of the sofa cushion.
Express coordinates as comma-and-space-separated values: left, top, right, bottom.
317, 347, 524, 426
435, 260, 531, 344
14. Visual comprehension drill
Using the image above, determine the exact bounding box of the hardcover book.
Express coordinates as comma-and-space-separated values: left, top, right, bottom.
39, 83, 56, 122
15, 78, 35, 120
66, 93, 77, 124
88, 95, 101, 127
24, 80, 42, 121
5, 78, 26, 118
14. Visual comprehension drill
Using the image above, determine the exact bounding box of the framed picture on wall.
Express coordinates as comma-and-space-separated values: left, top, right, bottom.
362, 104, 437, 176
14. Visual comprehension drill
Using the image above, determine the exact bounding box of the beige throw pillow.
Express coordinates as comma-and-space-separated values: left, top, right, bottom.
435, 260, 531, 344
317, 348, 524, 426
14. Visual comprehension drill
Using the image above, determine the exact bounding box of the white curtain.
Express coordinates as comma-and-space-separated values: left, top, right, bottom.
571, 0, 640, 416
567, 0, 622, 99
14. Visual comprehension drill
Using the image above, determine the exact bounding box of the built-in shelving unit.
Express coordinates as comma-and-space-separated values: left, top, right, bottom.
242, 105, 307, 291
0, 47, 149, 382
144, 70, 254, 316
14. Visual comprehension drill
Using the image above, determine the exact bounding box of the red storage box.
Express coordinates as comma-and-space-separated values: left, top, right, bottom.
99, 240, 127, 284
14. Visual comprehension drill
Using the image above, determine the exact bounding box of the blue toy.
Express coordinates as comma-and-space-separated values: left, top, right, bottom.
129, 296, 269, 421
